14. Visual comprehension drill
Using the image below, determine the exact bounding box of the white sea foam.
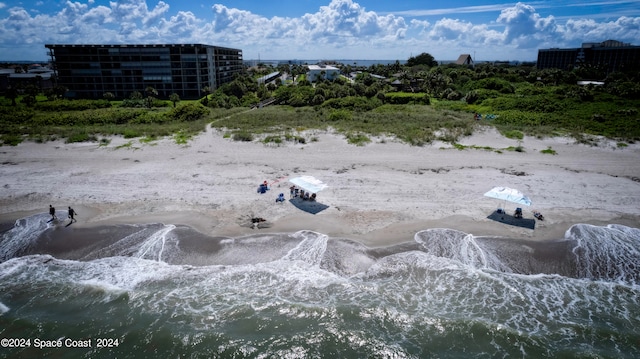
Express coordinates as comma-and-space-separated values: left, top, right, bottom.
0, 214, 51, 261
281, 230, 328, 265
1, 214, 639, 356
0, 301, 9, 315
134, 224, 177, 261
567, 224, 640, 285
414, 228, 511, 272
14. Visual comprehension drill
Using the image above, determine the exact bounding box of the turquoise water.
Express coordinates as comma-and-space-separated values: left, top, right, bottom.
1, 214, 639, 358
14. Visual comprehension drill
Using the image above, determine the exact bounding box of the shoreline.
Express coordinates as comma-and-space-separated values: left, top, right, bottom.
1, 127, 639, 247
2, 204, 638, 247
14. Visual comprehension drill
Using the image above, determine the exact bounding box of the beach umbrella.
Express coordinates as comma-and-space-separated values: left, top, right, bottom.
289, 176, 327, 194
484, 186, 531, 211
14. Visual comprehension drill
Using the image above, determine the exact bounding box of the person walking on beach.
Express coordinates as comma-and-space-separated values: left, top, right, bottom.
49, 205, 57, 220
68, 206, 77, 223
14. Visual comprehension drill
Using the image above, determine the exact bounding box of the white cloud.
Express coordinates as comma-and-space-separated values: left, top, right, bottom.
497, 2, 560, 47
562, 16, 640, 43
0, 0, 639, 61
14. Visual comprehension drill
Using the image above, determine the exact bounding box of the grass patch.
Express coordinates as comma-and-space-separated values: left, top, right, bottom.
262, 135, 283, 145
452, 143, 496, 151
174, 130, 193, 145
115, 141, 135, 150
502, 129, 524, 140
540, 146, 557, 155
66, 132, 97, 143
140, 135, 158, 144
232, 131, 254, 142
345, 132, 371, 146
505, 145, 525, 152
284, 133, 306, 144
1, 134, 23, 146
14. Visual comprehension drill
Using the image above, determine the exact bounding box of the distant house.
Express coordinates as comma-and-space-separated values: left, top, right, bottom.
455, 54, 473, 65
307, 65, 340, 82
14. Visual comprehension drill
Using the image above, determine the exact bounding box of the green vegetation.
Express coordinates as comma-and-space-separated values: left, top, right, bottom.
540, 146, 557, 155
2, 56, 639, 147
345, 132, 371, 146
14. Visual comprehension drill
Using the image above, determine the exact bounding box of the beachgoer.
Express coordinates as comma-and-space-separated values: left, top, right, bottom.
68, 206, 77, 222
49, 205, 57, 220
290, 185, 296, 198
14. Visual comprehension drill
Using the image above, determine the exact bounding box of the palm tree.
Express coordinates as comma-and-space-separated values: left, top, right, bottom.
169, 93, 180, 108
145, 86, 158, 108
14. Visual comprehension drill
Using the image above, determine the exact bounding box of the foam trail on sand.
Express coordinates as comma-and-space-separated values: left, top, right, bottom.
135, 224, 176, 262
79, 224, 177, 262
414, 228, 511, 272
0, 214, 51, 261
281, 230, 328, 266
567, 224, 640, 285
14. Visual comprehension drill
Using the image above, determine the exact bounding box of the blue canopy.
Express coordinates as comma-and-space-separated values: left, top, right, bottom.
289, 176, 327, 194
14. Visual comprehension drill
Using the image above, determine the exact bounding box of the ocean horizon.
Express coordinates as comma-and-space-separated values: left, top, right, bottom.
1, 212, 639, 358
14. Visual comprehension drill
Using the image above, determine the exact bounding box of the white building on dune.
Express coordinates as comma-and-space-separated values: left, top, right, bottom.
307, 64, 340, 82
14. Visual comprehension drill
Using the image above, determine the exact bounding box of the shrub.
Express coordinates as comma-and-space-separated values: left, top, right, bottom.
323, 96, 382, 111
502, 130, 524, 140
35, 99, 112, 111
0, 108, 35, 124
122, 129, 141, 139
328, 109, 352, 122
168, 103, 209, 122
346, 132, 371, 146
263, 135, 283, 145
1, 134, 22, 146
232, 131, 254, 142
66, 132, 97, 143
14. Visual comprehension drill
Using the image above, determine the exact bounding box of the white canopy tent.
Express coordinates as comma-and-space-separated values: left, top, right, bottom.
289, 176, 328, 194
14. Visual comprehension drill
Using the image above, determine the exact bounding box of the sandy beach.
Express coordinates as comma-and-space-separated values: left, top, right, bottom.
1, 124, 639, 245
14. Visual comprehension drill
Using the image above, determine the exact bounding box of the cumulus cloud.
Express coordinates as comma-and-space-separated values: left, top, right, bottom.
0, 0, 639, 61
497, 2, 560, 48
563, 16, 640, 43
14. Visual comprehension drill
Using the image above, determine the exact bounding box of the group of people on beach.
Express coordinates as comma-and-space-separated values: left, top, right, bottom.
49, 204, 78, 223
289, 185, 317, 201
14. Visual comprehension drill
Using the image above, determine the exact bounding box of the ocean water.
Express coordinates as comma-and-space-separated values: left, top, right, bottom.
1, 213, 639, 358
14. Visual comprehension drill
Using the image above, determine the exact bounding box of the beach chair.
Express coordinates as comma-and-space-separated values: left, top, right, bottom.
533, 211, 544, 221
514, 207, 523, 219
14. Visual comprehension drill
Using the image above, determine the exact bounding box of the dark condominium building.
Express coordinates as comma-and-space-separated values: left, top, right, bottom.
45, 44, 243, 100
537, 40, 640, 73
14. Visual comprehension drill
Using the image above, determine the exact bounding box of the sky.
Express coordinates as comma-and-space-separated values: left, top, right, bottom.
0, 0, 639, 62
